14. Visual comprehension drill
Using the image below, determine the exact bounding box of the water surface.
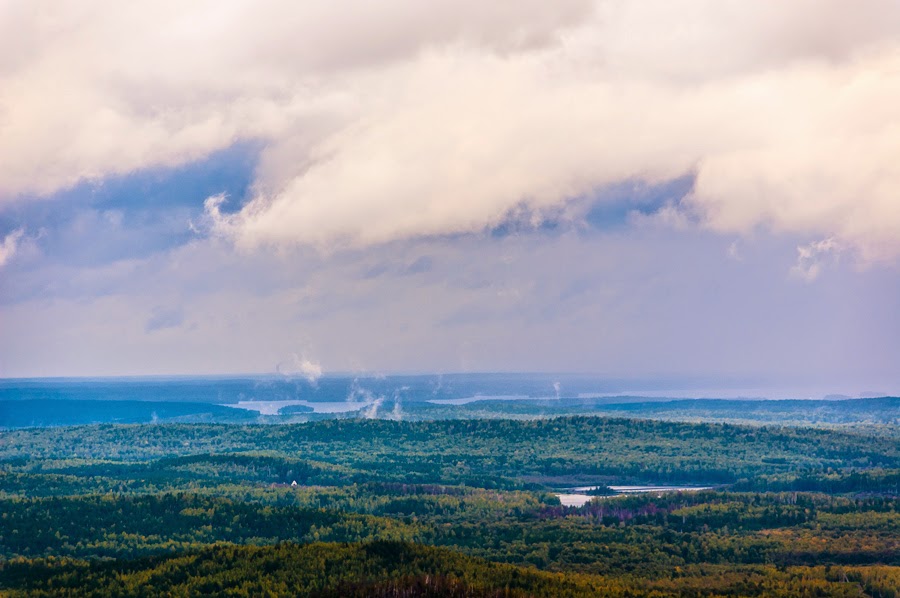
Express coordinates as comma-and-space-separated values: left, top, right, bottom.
556, 484, 716, 507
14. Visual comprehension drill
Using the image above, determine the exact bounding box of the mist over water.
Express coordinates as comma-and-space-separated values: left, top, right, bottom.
1, 373, 890, 407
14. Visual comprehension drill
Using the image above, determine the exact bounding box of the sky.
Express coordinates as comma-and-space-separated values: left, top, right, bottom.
0, 1, 899, 394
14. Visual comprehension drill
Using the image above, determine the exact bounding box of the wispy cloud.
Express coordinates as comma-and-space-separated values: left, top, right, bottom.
145, 305, 185, 332
791, 237, 842, 282
0, 229, 24, 267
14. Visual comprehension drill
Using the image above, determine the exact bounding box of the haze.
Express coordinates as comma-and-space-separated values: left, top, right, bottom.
0, 1, 898, 396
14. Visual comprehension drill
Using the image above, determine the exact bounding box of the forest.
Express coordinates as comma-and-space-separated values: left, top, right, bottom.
1, 416, 899, 596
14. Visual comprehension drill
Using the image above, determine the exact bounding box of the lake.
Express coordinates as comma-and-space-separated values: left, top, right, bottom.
556, 485, 716, 507
229, 400, 373, 415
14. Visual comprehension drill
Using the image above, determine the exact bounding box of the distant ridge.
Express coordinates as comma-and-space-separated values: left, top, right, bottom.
0, 399, 257, 428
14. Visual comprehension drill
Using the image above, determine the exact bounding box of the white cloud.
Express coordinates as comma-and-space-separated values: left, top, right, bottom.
791, 237, 842, 282
0, 0, 588, 197
276, 353, 323, 384
0, 229, 24, 267
2, 1, 900, 261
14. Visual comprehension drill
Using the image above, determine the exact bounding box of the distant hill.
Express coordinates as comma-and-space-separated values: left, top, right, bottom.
0, 399, 257, 428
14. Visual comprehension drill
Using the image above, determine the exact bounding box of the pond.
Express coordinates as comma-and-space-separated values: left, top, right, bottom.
556, 485, 716, 507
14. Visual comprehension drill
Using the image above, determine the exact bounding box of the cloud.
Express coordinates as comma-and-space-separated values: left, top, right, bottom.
0, 229, 24, 267
402, 256, 433, 276
145, 305, 185, 332
276, 353, 324, 384
211, 43, 900, 263
3, 1, 900, 262
791, 237, 842, 282
0, 0, 589, 199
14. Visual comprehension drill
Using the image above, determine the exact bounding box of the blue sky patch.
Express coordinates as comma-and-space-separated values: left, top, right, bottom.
0, 142, 261, 267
